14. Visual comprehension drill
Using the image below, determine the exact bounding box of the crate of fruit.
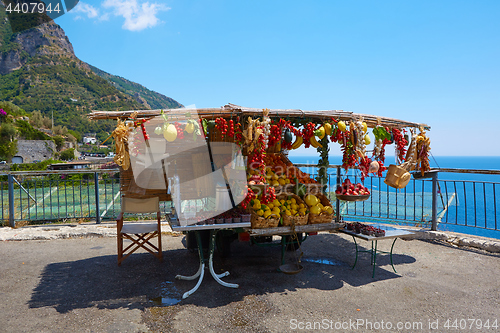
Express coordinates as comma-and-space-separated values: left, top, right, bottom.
277, 193, 309, 226
303, 192, 335, 224
249, 211, 280, 229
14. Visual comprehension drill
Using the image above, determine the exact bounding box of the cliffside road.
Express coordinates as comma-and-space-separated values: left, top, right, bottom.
1, 229, 499, 332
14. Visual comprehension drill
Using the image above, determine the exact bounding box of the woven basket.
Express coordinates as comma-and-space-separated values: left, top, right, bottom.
250, 210, 280, 229
308, 192, 335, 224
384, 164, 411, 189
277, 193, 308, 226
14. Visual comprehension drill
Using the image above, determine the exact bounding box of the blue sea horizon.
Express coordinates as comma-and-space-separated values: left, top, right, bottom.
286, 154, 500, 240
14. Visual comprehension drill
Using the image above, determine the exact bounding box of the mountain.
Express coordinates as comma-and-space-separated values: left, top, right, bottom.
88, 65, 181, 110
0, 5, 182, 139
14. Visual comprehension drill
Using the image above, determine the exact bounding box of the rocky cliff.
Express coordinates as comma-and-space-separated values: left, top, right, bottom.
0, 6, 182, 137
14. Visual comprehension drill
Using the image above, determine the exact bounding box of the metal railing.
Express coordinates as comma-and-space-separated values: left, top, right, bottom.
1, 167, 499, 239
296, 164, 500, 237
1, 170, 122, 226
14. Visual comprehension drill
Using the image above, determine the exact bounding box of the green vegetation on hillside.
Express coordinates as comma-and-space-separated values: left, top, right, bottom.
89, 65, 183, 110
0, 6, 182, 149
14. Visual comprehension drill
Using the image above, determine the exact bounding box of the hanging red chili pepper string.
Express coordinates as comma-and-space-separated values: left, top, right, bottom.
174, 121, 184, 140
358, 156, 372, 181
227, 119, 235, 139
215, 117, 228, 138
240, 187, 256, 210
302, 122, 316, 148
260, 186, 276, 205
392, 128, 408, 162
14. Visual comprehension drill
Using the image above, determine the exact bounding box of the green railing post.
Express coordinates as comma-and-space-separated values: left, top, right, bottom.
336, 166, 341, 223
94, 172, 101, 224
8, 174, 15, 227
431, 170, 438, 231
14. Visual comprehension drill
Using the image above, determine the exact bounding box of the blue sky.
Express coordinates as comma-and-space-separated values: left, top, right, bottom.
56, 0, 499, 156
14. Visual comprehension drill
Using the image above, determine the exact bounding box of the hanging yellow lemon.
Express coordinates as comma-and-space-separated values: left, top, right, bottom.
163, 124, 177, 142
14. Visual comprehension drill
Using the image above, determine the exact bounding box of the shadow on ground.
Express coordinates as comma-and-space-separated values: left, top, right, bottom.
28, 233, 415, 313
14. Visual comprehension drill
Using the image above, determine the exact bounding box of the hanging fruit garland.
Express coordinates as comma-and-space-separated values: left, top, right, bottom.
234, 118, 244, 146
415, 128, 431, 176
288, 123, 303, 149
227, 119, 235, 138
268, 123, 282, 147
215, 117, 228, 138
316, 133, 330, 188
392, 128, 408, 164
247, 125, 266, 183
240, 187, 256, 210
260, 186, 277, 205
371, 125, 392, 176
358, 155, 372, 181
302, 122, 316, 148
174, 121, 184, 140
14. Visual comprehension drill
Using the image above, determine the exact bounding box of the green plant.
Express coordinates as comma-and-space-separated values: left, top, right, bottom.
59, 148, 75, 161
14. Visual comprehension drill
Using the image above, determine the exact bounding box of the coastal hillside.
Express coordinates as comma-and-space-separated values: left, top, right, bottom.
0, 6, 182, 138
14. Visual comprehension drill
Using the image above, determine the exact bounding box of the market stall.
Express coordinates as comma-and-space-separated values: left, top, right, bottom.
88, 103, 431, 296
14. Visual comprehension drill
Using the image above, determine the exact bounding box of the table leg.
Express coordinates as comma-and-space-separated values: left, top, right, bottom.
176, 231, 206, 299
390, 238, 397, 273
372, 240, 378, 278
208, 230, 238, 288
351, 235, 358, 270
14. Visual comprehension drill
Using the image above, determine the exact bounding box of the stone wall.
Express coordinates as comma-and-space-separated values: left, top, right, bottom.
16, 140, 56, 163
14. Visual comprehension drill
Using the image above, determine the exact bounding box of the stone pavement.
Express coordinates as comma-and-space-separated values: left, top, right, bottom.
1, 223, 499, 332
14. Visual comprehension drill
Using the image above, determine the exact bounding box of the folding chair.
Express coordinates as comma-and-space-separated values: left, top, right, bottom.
117, 196, 163, 265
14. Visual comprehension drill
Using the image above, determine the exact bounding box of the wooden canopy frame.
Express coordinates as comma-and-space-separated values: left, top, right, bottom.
88, 103, 430, 130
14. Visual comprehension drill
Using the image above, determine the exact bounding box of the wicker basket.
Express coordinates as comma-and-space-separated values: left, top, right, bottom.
250, 210, 280, 229
277, 193, 308, 226
308, 192, 335, 224
384, 164, 411, 189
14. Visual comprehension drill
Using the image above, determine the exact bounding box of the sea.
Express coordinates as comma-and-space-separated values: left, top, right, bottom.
287, 154, 500, 240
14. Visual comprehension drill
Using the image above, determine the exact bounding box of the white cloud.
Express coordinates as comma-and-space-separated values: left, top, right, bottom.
70, 2, 99, 19
102, 0, 170, 31
69, 0, 169, 31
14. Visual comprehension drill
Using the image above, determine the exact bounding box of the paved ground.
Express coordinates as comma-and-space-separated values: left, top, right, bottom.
1, 226, 499, 332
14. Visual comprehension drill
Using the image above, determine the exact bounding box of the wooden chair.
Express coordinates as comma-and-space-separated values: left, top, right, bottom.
117, 196, 163, 265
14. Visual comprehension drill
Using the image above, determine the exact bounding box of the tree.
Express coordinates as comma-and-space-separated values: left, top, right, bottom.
53, 135, 65, 151
29, 110, 44, 128
59, 148, 75, 161
0, 123, 18, 160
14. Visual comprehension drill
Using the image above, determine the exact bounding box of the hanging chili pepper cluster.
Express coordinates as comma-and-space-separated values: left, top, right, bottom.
302, 122, 316, 148
240, 187, 256, 210
392, 128, 408, 163
174, 122, 184, 140
259, 186, 277, 205
234, 120, 244, 146
215, 117, 228, 138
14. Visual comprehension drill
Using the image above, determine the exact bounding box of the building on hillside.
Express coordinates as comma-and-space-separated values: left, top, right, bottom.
83, 136, 97, 144
15, 140, 56, 163
48, 161, 91, 170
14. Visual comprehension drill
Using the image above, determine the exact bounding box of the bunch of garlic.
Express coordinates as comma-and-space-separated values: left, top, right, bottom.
373, 138, 383, 158
261, 116, 271, 151
355, 119, 367, 156
402, 130, 417, 171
